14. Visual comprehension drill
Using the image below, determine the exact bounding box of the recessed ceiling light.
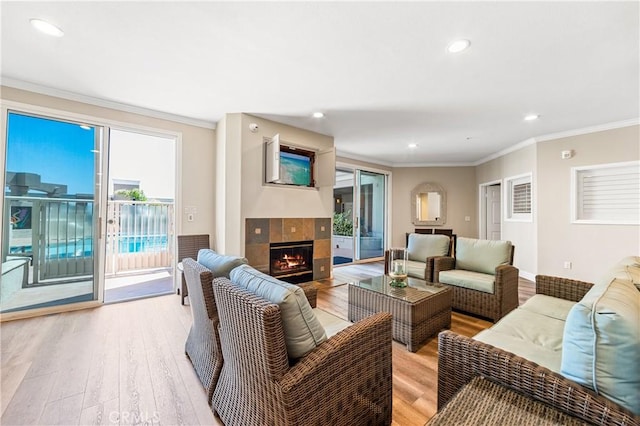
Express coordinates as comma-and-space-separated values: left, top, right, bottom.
312, 112, 324, 118
30, 18, 64, 37
447, 39, 470, 53
408, 143, 418, 149
524, 114, 540, 121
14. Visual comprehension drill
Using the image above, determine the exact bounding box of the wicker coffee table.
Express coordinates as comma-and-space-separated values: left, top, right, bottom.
348, 275, 452, 352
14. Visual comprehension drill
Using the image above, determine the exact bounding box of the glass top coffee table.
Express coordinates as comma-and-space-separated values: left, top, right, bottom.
348, 275, 452, 352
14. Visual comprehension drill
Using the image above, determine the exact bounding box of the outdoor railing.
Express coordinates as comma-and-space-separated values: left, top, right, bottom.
105, 201, 174, 275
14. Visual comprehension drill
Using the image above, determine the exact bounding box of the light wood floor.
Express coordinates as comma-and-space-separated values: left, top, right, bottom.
0, 262, 534, 425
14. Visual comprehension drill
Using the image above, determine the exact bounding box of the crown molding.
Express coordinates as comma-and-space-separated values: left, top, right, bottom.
1, 77, 217, 130
336, 149, 394, 167
534, 118, 639, 142
473, 138, 537, 166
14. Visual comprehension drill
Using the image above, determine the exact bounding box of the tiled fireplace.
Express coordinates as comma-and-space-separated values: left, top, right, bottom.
245, 218, 331, 280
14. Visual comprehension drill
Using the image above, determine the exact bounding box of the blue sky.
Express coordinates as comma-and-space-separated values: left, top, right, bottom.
6, 112, 95, 196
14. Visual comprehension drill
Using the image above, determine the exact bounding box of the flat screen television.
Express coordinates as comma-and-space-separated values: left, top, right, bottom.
279, 149, 313, 186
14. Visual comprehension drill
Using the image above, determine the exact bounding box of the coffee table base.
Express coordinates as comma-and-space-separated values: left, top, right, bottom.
348, 283, 452, 352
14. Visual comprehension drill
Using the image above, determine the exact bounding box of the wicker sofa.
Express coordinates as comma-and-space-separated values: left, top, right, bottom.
434, 237, 518, 322
435, 257, 640, 425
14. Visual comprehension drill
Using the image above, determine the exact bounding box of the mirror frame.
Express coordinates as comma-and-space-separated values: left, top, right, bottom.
411, 182, 446, 226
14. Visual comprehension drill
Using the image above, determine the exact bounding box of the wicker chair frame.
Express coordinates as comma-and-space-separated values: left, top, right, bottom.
183, 258, 222, 405
177, 234, 210, 305
437, 275, 639, 426
211, 277, 393, 425
433, 244, 518, 322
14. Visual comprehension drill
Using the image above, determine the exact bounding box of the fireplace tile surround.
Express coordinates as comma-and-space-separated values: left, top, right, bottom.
245, 217, 331, 280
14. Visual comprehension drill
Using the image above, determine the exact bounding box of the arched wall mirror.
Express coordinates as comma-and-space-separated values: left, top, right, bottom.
411, 182, 446, 226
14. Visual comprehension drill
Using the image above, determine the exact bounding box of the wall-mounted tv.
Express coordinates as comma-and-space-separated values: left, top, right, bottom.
265, 134, 316, 187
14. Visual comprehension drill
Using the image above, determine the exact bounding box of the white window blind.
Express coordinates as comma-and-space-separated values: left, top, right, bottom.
574, 162, 640, 224
512, 182, 531, 214
504, 173, 533, 222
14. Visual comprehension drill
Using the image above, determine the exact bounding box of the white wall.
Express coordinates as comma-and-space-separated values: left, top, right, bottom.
391, 166, 477, 247
215, 113, 335, 256
536, 125, 640, 280
476, 143, 537, 278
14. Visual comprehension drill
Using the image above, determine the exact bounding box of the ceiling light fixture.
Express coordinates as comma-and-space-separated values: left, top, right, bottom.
312, 112, 324, 118
408, 143, 418, 149
524, 114, 540, 121
447, 39, 470, 53
30, 18, 64, 37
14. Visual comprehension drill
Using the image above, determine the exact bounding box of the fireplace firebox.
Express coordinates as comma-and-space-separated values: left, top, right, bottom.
270, 240, 313, 283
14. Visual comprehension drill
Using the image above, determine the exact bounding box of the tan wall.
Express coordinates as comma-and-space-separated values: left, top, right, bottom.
537, 125, 640, 280
215, 113, 335, 256
391, 167, 477, 247
1, 86, 216, 239
475, 143, 537, 276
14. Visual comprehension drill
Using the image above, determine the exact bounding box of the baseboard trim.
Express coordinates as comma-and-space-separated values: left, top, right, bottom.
519, 270, 536, 282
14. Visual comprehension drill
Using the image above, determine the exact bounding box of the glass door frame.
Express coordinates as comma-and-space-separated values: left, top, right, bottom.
0, 102, 106, 317
335, 161, 391, 263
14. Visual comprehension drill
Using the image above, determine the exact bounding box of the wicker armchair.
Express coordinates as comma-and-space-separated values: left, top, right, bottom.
177, 234, 210, 305
182, 258, 222, 405
436, 275, 639, 426
210, 276, 393, 426
433, 238, 518, 322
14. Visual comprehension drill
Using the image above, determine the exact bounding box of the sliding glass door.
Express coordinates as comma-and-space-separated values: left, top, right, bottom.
356, 170, 386, 260
332, 167, 388, 264
1, 111, 102, 314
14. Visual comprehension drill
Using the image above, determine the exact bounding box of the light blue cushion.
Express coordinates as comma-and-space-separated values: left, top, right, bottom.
230, 265, 327, 359
561, 278, 640, 415
197, 249, 247, 278
455, 237, 512, 275
439, 269, 494, 294
407, 233, 450, 262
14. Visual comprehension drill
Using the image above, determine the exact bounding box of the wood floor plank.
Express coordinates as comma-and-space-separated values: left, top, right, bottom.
79, 398, 119, 426
39, 392, 84, 426
0, 371, 57, 425
118, 301, 158, 425
83, 304, 121, 410
0, 261, 535, 426
140, 297, 201, 426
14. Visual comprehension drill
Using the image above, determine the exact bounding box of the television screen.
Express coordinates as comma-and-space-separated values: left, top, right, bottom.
279, 151, 312, 186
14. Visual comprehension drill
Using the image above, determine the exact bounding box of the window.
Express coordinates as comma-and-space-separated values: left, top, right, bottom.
504, 173, 533, 222
572, 161, 640, 224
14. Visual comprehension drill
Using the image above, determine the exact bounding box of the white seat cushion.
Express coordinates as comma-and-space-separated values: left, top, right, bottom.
519, 294, 576, 321
313, 308, 352, 338
439, 269, 494, 294
406, 259, 427, 279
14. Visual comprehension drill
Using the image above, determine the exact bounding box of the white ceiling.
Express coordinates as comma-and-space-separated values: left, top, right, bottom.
1, 1, 638, 166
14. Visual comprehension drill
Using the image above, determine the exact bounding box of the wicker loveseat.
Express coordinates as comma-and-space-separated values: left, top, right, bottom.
435, 257, 640, 425
210, 267, 393, 425
434, 237, 518, 322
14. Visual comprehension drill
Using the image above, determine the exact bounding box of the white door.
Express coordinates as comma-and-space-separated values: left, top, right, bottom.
486, 184, 501, 240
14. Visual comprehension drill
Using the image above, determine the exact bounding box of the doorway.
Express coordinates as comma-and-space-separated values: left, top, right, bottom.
480, 181, 502, 240
1, 111, 102, 314
332, 166, 388, 264
104, 129, 176, 303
